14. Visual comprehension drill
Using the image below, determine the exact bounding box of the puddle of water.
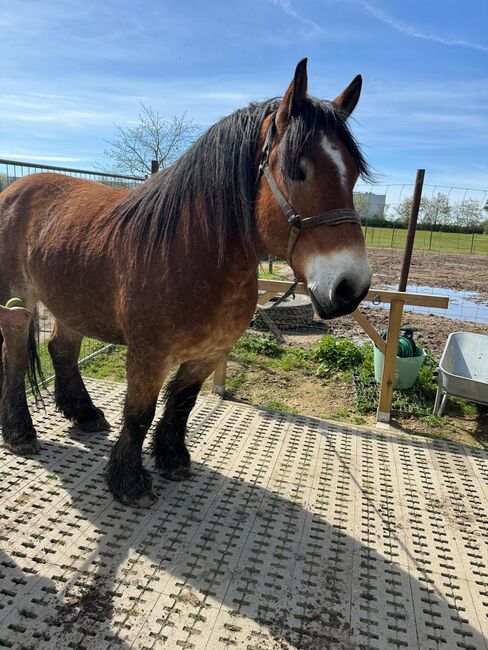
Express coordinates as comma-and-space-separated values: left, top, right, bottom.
364, 285, 488, 325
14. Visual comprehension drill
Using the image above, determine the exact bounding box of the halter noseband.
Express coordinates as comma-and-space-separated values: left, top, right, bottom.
257, 117, 362, 268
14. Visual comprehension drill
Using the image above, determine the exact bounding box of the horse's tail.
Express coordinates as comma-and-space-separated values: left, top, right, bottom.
27, 316, 47, 406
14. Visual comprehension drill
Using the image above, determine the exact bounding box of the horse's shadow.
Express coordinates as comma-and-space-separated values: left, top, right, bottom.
1, 398, 486, 650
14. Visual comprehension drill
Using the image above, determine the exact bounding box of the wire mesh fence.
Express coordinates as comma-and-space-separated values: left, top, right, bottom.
3, 167, 487, 389
263, 180, 488, 345
35, 305, 112, 386
354, 182, 488, 255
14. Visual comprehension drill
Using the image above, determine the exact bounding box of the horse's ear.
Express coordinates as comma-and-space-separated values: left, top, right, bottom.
332, 75, 362, 117
276, 58, 308, 131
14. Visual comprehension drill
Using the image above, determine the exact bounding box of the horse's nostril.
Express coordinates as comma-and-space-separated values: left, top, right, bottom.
334, 278, 356, 305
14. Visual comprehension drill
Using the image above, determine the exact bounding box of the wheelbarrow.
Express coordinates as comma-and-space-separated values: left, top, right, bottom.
434, 332, 488, 416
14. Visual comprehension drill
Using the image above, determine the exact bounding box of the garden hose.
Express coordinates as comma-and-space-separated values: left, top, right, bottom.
380, 327, 418, 358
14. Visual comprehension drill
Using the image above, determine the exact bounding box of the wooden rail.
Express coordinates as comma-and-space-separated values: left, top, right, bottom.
213, 280, 449, 426
257, 280, 449, 308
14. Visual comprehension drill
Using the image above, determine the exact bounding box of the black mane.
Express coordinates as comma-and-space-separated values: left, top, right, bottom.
107, 97, 372, 264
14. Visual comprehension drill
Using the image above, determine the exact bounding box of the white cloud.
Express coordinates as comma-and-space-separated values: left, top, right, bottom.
358, 1, 488, 52
269, 0, 322, 38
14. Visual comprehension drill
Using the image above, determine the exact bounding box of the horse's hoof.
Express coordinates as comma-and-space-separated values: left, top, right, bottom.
160, 466, 192, 482
7, 439, 41, 455
77, 415, 111, 433
119, 491, 157, 508
107, 461, 155, 508
154, 446, 191, 481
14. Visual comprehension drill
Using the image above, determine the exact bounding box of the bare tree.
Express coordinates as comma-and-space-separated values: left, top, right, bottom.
393, 194, 451, 226
393, 196, 419, 224
104, 103, 199, 177
451, 198, 483, 231
422, 193, 451, 227
353, 192, 372, 219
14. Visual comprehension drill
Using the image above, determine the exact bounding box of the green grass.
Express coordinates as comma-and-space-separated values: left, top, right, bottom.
76, 332, 448, 425
352, 344, 477, 421
363, 226, 488, 255
33, 330, 484, 445
231, 332, 315, 373
257, 268, 284, 280
231, 333, 481, 427
81, 345, 127, 382
34, 338, 110, 386
265, 399, 298, 414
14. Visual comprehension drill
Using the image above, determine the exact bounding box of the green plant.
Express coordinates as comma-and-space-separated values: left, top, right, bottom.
233, 332, 282, 358
265, 399, 298, 414
277, 347, 312, 371
329, 409, 350, 421
312, 336, 366, 376
352, 348, 451, 419
226, 375, 245, 392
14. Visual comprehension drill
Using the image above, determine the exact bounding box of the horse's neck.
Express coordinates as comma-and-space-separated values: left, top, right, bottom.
193, 237, 261, 290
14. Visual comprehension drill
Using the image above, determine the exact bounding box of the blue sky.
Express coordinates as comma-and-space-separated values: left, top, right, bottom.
1, 0, 487, 194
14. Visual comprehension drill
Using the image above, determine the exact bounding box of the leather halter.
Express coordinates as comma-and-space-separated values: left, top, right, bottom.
257, 117, 362, 268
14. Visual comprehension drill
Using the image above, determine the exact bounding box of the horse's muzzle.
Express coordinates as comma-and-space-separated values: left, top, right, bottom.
309, 283, 370, 320
303, 250, 372, 320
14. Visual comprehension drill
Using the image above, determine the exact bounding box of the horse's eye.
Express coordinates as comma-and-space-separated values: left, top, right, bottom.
292, 159, 308, 182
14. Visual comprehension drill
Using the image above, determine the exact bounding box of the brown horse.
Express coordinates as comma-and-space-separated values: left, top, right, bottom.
0, 59, 372, 506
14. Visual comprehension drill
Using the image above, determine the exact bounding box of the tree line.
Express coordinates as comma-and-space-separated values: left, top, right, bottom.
354, 192, 488, 234
2, 100, 487, 238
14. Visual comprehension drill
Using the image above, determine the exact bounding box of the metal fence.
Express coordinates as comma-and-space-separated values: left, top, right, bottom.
261, 181, 488, 348
0, 158, 144, 190
35, 305, 111, 387
354, 182, 488, 256
0, 158, 145, 379
3, 163, 487, 387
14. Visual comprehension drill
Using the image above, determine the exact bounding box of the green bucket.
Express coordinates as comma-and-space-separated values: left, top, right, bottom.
374, 345, 426, 389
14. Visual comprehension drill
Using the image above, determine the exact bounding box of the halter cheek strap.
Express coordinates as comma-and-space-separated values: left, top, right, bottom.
257, 117, 362, 268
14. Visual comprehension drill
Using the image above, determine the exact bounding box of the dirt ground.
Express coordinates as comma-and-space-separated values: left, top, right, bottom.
206, 358, 488, 448
273, 248, 488, 359
326, 307, 488, 359
239, 248, 488, 446
367, 248, 488, 300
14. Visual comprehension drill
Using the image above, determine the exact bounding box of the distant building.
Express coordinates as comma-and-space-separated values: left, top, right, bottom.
367, 193, 386, 218
354, 192, 386, 219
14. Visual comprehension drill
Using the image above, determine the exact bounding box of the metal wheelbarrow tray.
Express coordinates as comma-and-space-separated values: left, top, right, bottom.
434, 332, 488, 416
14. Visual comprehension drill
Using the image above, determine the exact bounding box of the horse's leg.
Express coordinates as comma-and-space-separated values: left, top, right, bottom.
152, 359, 216, 481
48, 321, 110, 432
106, 347, 169, 507
0, 318, 39, 454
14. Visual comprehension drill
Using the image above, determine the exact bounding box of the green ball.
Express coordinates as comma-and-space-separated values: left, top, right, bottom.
5, 297, 24, 309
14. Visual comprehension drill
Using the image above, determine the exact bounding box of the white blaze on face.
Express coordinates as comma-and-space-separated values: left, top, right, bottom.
305, 251, 372, 306
321, 134, 347, 189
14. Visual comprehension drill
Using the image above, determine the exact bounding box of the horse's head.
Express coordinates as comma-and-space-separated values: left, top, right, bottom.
256, 59, 372, 319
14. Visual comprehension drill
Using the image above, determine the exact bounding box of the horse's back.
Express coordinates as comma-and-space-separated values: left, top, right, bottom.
0, 173, 129, 342
0, 173, 128, 240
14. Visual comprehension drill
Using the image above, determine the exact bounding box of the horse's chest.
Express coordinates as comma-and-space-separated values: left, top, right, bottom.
163, 278, 257, 362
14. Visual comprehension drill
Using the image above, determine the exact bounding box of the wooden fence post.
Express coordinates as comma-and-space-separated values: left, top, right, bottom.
376, 299, 404, 424
210, 280, 447, 422
399, 169, 424, 291
212, 358, 228, 397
